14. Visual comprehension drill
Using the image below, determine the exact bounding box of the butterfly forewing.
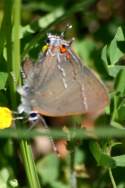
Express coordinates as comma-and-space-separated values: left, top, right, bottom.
24, 47, 108, 116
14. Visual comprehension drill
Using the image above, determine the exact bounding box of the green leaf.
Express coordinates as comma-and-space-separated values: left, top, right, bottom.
111, 121, 124, 129
109, 27, 124, 65
89, 141, 116, 168
101, 27, 125, 77
74, 38, 96, 66
0, 72, 8, 90
108, 65, 125, 78
36, 154, 59, 184
22, 1, 63, 12
113, 155, 125, 167
0, 5, 7, 57
114, 27, 125, 41
51, 181, 70, 188
118, 105, 125, 121
75, 148, 85, 165
114, 69, 125, 94
101, 45, 109, 73
101, 46, 124, 77
38, 8, 64, 29
0, 168, 9, 188
20, 7, 64, 39
109, 39, 123, 65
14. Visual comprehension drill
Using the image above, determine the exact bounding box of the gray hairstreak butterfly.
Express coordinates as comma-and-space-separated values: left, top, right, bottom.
18, 27, 109, 122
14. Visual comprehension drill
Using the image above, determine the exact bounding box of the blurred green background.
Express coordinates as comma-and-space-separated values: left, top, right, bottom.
0, 0, 125, 188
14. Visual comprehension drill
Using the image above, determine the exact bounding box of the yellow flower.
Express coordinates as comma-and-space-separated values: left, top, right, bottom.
0, 107, 13, 129
42, 44, 48, 53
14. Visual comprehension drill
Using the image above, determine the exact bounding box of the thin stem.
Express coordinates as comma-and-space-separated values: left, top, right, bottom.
13, 0, 21, 87
5, 0, 16, 109
5, 0, 41, 187
20, 140, 41, 188
70, 149, 77, 188
110, 95, 119, 124
109, 169, 117, 188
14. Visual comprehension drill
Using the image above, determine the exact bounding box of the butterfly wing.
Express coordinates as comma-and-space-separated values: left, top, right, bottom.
24, 49, 108, 116
23, 58, 34, 78
67, 49, 109, 114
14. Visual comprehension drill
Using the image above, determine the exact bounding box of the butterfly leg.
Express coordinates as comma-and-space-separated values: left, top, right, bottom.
39, 116, 59, 155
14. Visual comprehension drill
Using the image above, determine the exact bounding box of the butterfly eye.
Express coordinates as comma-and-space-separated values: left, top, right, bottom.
60, 44, 67, 53
29, 111, 38, 122
46, 38, 50, 44
30, 112, 37, 118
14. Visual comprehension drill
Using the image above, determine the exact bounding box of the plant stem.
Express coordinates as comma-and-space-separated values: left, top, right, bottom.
4, 0, 41, 187
5, 0, 16, 109
13, 0, 21, 88
20, 140, 41, 188
70, 148, 77, 188
109, 169, 117, 188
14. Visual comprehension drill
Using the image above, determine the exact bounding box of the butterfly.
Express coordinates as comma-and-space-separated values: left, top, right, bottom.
18, 31, 109, 121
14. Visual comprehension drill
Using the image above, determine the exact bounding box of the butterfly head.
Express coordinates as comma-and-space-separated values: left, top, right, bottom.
42, 33, 75, 57
46, 33, 71, 47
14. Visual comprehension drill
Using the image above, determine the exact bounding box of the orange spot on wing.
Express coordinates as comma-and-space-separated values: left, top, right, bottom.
60, 46, 67, 53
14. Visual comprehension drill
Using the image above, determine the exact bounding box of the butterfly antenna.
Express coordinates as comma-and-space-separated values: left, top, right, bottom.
61, 24, 72, 38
